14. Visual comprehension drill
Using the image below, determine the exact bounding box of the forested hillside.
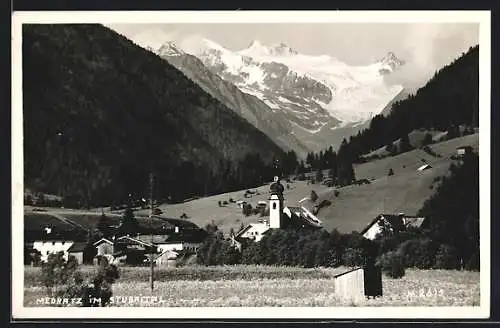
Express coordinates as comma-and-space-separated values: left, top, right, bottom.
417, 150, 479, 269
23, 24, 286, 208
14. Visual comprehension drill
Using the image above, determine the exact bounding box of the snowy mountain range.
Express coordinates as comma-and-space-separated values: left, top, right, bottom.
146, 35, 406, 153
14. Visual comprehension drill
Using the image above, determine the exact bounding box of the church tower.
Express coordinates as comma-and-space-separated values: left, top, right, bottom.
269, 176, 284, 229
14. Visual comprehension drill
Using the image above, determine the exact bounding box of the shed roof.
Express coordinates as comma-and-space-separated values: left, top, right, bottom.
93, 238, 114, 246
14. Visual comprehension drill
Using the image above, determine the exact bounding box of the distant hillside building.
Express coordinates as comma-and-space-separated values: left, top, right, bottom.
417, 164, 432, 171
456, 146, 473, 156
361, 214, 426, 240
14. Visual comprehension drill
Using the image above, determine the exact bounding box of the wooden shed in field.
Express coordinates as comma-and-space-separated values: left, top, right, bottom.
333, 262, 382, 302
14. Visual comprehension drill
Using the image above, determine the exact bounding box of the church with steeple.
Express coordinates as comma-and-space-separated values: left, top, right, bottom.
268, 175, 322, 230
230, 162, 322, 249
269, 176, 285, 229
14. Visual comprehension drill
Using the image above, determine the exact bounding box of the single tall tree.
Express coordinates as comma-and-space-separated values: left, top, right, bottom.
399, 134, 413, 153
118, 203, 138, 236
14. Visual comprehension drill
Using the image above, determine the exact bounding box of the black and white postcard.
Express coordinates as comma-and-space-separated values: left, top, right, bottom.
11, 10, 491, 319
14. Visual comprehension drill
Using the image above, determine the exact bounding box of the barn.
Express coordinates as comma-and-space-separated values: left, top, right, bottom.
67, 242, 87, 264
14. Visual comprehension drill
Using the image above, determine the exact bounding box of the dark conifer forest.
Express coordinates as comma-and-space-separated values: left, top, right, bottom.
23, 24, 291, 208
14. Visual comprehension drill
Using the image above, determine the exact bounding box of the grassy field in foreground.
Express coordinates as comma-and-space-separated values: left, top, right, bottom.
24, 266, 480, 307
24, 265, 342, 286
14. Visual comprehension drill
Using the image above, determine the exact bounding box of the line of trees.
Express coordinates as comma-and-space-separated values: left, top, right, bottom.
196, 223, 478, 274
24, 150, 295, 210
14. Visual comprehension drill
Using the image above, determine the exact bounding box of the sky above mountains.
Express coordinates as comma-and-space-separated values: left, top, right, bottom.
108, 23, 478, 91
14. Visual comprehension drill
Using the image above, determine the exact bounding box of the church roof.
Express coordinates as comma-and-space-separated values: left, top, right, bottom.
283, 206, 322, 228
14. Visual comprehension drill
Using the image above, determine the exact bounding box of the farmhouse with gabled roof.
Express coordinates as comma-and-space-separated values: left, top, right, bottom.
360, 213, 426, 240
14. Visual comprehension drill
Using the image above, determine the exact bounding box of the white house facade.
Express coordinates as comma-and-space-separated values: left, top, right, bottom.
156, 242, 201, 253
33, 240, 74, 262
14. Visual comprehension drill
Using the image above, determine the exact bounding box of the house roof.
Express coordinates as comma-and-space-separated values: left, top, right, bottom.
146, 250, 178, 262
403, 216, 426, 229
33, 239, 74, 243
234, 223, 270, 240
93, 238, 114, 246
134, 234, 169, 244
234, 225, 253, 238
68, 242, 87, 253
116, 235, 153, 247
156, 249, 178, 260
333, 266, 363, 279
283, 206, 322, 228
149, 216, 201, 230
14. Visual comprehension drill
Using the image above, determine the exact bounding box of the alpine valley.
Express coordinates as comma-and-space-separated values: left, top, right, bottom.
146, 35, 407, 154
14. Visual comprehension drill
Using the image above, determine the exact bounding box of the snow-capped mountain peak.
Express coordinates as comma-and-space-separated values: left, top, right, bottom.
377, 51, 405, 73
158, 41, 184, 57
240, 40, 298, 58
157, 36, 405, 149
